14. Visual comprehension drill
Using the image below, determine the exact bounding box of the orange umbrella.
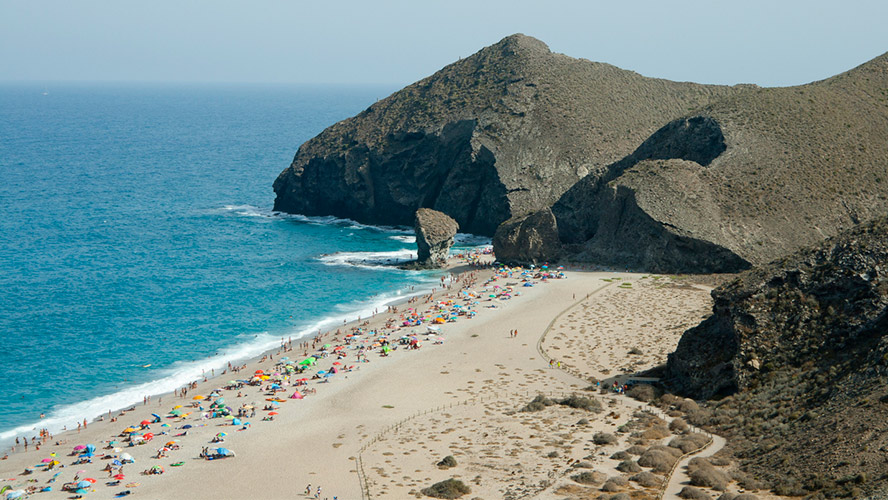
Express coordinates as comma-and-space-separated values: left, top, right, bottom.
268, 412, 278, 415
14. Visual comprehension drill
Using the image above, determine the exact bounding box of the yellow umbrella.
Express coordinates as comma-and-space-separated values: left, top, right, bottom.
172, 405, 183, 409
192, 395, 204, 400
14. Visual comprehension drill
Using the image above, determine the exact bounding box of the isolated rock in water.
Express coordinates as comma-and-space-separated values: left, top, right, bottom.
415, 208, 459, 267
493, 208, 560, 265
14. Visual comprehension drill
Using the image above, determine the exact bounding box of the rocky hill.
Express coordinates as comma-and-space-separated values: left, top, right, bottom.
274, 33, 888, 273
273, 34, 738, 235
665, 217, 888, 497
530, 50, 888, 272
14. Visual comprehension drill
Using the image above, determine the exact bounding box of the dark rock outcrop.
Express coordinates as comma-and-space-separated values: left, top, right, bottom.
274, 34, 739, 236
492, 208, 560, 265
413, 208, 459, 268
665, 217, 888, 496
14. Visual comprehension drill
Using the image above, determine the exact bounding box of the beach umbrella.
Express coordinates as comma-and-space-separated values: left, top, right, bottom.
76, 480, 91, 488
41, 458, 52, 463
332, 361, 342, 365
119, 452, 134, 463
113, 474, 125, 480
254, 369, 264, 374
169, 409, 183, 416
80, 452, 94, 458
140, 420, 151, 426
73, 445, 86, 451
268, 412, 278, 416
172, 405, 182, 409
215, 448, 234, 457
192, 395, 204, 400
232, 418, 241, 426
216, 432, 226, 438
112, 460, 122, 466
85, 444, 96, 453
160, 424, 170, 428
84, 478, 96, 484
181, 424, 192, 429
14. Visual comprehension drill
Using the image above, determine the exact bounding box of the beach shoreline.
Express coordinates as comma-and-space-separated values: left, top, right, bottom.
0, 264, 716, 499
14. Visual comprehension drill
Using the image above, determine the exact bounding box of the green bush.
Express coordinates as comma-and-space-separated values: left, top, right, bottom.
678, 486, 710, 499
559, 394, 603, 412
689, 466, 729, 490
593, 432, 618, 445
436, 455, 457, 469
521, 394, 555, 412
630, 471, 662, 488
571, 470, 605, 485
421, 478, 471, 499
616, 459, 642, 473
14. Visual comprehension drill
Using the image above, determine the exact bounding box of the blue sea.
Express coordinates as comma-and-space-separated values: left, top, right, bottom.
0, 83, 481, 444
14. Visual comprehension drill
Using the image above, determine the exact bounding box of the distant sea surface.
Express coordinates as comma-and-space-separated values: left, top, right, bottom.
0, 83, 477, 444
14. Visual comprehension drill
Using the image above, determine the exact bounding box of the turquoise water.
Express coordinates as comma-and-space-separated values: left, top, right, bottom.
0, 83, 466, 443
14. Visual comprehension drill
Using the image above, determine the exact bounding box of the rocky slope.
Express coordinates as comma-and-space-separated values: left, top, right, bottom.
275, 33, 888, 274
541, 51, 888, 272
273, 34, 738, 235
665, 217, 888, 497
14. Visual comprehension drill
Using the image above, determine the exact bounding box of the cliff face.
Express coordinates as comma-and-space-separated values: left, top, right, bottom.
665, 217, 888, 496
273, 34, 738, 235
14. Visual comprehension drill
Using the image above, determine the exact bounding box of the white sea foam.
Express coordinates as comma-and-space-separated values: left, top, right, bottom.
0, 276, 440, 446
389, 235, 416, 243
317, 249, 417, 270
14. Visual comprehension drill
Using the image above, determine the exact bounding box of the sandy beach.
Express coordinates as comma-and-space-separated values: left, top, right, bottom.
1, 268, 726, 500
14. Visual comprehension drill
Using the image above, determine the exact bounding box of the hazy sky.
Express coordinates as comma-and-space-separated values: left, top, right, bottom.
3, 0, 887, 87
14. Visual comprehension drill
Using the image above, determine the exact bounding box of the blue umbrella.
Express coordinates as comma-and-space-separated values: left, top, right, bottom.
324, 372, 335, 378
215, 448, 232, 456
182, 425, 192, 429
269, 384, 281, 389
232, 418, 241, 426
80, 452, 94, 458
112, 460, 122, 466
74, 489, 89, 495
76, 480, 91, 488
85, 444, 96, 453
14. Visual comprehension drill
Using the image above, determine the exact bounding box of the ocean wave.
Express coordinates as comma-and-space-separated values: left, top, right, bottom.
317, 249, 417, 270
389, 235, 416, 243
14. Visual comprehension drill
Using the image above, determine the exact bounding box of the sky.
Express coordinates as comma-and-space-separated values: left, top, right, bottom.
2, 0, 887, 87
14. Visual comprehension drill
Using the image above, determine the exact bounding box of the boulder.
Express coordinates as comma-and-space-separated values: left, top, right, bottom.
414, 208, 459, 268
492, 208, 560, 265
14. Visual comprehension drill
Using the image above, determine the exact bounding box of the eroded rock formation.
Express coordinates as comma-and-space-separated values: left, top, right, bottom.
413, 208, 459, 268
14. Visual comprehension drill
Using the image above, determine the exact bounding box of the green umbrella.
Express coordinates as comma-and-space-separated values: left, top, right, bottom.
169, 409, 183, 416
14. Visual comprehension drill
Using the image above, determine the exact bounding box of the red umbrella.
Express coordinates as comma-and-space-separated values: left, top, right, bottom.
140, 420, 151, 426
113, 474, 125, 480
84, 478, 97, 483
254, 369, 264, 374
144, 433, 154, 440
332, 362, 342, 365
268, 411, 278, 415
